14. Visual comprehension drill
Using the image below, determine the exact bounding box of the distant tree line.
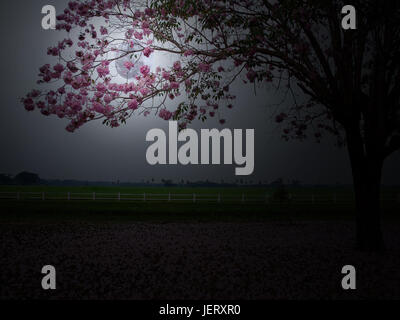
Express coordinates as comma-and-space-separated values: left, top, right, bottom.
0, 172, 41, 185
1, 172, 331, 188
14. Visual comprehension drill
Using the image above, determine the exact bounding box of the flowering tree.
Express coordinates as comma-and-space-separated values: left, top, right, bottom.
23, 0, 400, 250
24, 0, 240, 132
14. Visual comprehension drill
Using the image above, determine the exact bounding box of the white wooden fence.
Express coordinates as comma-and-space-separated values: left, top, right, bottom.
0, 191, 398, 205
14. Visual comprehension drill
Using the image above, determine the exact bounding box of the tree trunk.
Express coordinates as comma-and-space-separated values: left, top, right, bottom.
346, 129, 385, 252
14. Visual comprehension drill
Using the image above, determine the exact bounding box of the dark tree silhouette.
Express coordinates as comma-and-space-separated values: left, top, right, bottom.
14, 172, 40, 185
0, 174, 13, 185
157, 0, 400, 250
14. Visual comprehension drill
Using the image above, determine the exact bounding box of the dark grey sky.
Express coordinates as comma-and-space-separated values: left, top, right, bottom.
0, 0, 399, 185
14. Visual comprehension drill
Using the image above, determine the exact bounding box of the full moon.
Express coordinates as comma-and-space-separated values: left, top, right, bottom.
114, 42, 144, 79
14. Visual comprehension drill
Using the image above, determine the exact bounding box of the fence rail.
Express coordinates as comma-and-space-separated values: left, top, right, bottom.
0, 191, 399, 205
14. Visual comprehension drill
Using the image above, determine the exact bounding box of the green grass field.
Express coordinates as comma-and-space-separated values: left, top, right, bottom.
0, 185, 399, 223
0, 186, 400, 222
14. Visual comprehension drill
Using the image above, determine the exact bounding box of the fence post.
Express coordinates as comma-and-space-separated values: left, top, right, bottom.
168, 193, 171, 202
93, 192, 96, 201
144, 193, 146, 202
67, 192, 70, 201
118, 192, 121, 201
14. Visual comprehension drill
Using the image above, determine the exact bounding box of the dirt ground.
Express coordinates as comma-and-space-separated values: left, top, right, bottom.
1, 221, 399, 299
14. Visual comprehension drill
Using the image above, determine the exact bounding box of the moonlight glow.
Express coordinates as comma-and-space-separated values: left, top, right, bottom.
114, 42, 144, 80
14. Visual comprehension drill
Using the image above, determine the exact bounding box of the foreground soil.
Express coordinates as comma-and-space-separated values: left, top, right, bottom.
1, 221, 399, 299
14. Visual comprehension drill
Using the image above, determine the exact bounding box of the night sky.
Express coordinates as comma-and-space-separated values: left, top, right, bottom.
1, 0, 399, 185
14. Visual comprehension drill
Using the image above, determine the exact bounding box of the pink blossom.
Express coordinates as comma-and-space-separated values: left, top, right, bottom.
29, 90, 40, 98
140, 65, 150, 76
104, 95, 113, 104
159, 109, 173, 120
162, 71, 171, 80
23, 98, 35, 111
97, 66, 109, 77
124, 61, 135, 70
140, 87, 150, 96
54, 64, 65, 73
170, 82, 179, 89
142, 21, 150, 29
143, 47, 154, 57
128, 98, 139, 110
134, 31, 143, 40
173, 61, 182, 71
198, 63, 211, 72
93, 102, 104, 113
100, 26, 108, 35
67, 62, 78, 73
47, 47, 59, 56
66, 123, 75, 132
246, 70, 257, 83
96, 83, 107, 92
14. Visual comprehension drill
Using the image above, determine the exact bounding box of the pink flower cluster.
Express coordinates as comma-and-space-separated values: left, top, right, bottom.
23, 0, 242, 132
159, 109, 173, 120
